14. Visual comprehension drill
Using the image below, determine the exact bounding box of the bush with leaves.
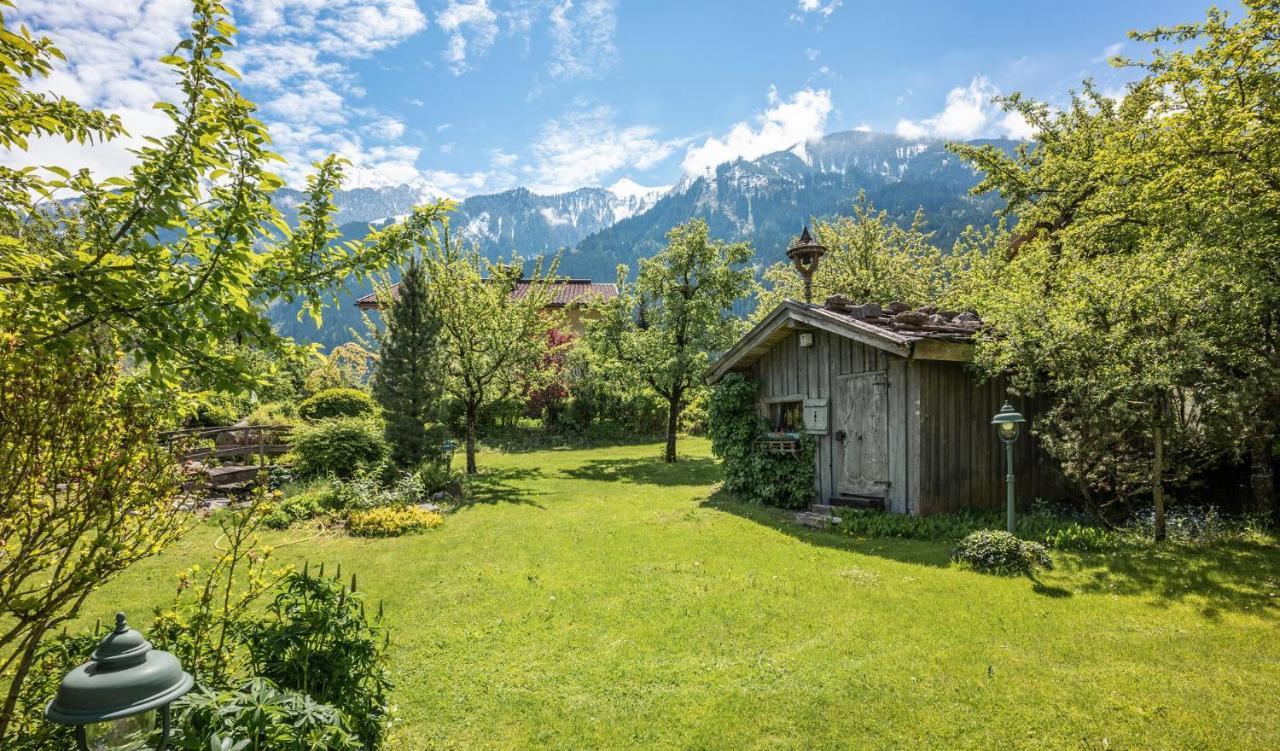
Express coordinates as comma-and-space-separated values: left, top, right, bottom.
173, 678, 361, 751
262, 485, 335, 530
950, 530, 1053, 576
707, 373, 815, 509
347, 506, 445, 538
289, 417, 387, 480
299, 387, 376, 421
247, 567, 393, 749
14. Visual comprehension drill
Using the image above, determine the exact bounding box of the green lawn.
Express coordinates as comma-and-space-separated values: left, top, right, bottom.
85, 438, 1280, 750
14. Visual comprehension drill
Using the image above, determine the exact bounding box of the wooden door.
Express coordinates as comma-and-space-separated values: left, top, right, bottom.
837, 371, 889, 497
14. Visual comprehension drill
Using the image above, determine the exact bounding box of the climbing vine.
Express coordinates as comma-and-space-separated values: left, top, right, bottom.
708, 373, 815, 509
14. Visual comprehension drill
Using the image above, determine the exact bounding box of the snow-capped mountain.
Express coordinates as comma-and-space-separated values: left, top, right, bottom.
267, 130, 1012, 346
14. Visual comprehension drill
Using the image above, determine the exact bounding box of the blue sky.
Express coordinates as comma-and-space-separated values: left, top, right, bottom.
5, 0, 1237, 197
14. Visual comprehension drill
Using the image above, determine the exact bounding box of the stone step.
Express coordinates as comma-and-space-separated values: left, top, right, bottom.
791, 510, 843, 529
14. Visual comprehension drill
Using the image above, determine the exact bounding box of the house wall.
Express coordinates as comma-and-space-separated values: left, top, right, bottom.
912, 360, 1070, 515
748, 330, 908, 512
742, 330, 1071, 516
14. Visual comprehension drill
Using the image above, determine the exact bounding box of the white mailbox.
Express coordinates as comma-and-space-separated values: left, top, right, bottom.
802, 398, 828, 434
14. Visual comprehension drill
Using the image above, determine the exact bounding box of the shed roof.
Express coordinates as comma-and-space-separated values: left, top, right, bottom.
703, 298, 981, 384
355, 278, 618, 311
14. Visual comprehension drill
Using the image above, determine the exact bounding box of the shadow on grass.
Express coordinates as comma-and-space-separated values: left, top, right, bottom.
1062, 541, 1280, 619
477, 427, 667, 454
457, 466, 547, 509
700, 490, 952, 569
561, 456, 721, 487
704, 490, 1280, 616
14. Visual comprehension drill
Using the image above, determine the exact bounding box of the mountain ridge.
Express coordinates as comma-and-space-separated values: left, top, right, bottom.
268, 129, 1011, 347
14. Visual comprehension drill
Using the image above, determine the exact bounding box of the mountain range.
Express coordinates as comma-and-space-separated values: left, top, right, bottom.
269, 130, 1011, 347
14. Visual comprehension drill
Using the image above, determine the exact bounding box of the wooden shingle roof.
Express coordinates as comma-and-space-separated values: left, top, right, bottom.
704, 298, 981, 384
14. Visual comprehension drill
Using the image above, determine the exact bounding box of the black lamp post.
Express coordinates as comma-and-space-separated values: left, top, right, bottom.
991, 401, 1026, 533
46, 613, 193, 751
786, 225, 827, 303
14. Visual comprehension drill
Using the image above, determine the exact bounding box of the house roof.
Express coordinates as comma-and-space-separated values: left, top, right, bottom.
355, 278, 618, 311
703, 297, 981, 384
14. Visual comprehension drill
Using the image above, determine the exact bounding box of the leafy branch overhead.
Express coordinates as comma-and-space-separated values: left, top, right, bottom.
0, 0, 414, 390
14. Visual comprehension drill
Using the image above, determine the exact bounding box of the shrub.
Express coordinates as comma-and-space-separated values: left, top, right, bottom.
708, 373, 814, 508
950, 530, 1053, 576
262, 484, 335, 529
173, 678, 361, 751
245, 400, 298, 426
836, 506, 1123, 552
347, 506, 444, 537
290, 417, 387, 479
246, 569, 392, 750
299, 388, 375, 421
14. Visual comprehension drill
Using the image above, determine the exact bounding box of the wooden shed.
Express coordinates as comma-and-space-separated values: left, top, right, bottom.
704, 298, 1067, 516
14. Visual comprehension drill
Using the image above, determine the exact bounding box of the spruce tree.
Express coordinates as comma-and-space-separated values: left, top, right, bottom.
372, 256, 443, 468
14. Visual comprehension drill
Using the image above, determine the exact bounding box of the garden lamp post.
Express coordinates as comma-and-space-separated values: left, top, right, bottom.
46, 612, 193, 751
786, 225, 827, 303
991, 401, 1026, 534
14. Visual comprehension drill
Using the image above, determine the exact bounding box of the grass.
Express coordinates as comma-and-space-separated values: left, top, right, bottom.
82, 437, 1280, 750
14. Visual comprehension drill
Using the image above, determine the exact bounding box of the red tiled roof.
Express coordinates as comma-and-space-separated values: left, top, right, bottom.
355, 279, 618, 310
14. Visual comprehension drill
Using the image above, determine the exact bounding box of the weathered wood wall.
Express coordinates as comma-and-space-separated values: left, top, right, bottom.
742, 329, 1072, 516
911, 361, 1070, 515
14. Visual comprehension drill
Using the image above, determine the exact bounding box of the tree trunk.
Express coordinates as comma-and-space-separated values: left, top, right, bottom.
0, 624, 46, 743
1153, 418, 1166, 543
464, 401, 478, 474
663, 392, 681, 464
1250, 433, 1274, 519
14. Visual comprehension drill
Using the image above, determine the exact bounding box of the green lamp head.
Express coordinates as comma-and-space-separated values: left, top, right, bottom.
46, 613, 193, 751
991, 401, 1026, 443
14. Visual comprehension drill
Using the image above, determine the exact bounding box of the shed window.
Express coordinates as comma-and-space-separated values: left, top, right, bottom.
770, 401, 804, 432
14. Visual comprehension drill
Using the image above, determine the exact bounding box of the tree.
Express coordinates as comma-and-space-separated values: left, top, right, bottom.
0, 0, 408, 392
949, 85, 1224, 539
589, 219, 756, 463
756, 196, 945, 318
427, 243, 562, 474
0, 334, 190, 742
0, 2, 419, 738
371, 256, 443, 467
1116, 0, 1280, 518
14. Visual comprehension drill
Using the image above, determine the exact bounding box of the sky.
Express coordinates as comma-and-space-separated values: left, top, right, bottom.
5, 0, 1239, 198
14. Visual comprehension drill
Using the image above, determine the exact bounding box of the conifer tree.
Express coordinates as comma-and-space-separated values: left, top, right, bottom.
372, 256, 443, 468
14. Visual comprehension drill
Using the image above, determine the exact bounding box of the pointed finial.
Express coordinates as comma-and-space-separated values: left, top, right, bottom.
798, 225, 813, 244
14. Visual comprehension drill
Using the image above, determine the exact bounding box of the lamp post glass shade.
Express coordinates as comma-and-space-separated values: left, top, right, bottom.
46, 613, 193, 751
991, 401, 1025, 443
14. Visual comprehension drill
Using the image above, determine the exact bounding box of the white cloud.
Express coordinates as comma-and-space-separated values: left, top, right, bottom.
240, 1, 427, 58
364, 116, 407, 140
437, 0, 500, 75
489, 149, 520, 169
4, 0, 429, 187
681, 86, 833, 176
528, 104, 681, 193
793, 0, 841, 20
894, 76, 1034, 141
1093, 41, 1125, 64
548, 0, 618, 79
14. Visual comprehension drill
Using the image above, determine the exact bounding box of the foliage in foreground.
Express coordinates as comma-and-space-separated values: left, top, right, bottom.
707, 373, 815, 509
174, 677, 361, 751
0, 335, 189, 742
950, 530, 1053, 576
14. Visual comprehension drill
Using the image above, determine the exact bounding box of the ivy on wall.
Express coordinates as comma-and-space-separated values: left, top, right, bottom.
708, 373, 816, 509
